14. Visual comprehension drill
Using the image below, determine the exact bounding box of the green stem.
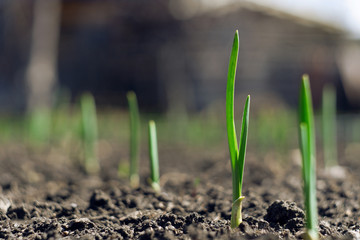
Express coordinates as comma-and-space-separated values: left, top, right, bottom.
148, 120, 160, 192
230, 196, 245, 228
322, 84, 337, 168
126, 91, 140, 188
80, 93, 99, 174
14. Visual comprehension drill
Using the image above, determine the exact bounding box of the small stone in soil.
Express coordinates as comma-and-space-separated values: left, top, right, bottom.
0, 196, 11, 213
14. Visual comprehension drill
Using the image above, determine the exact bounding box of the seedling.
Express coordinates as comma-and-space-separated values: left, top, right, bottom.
28, 108, 51, 146
126, 91, 141, 188
80, 92, 99, 174
322, 84, 338, 168
148, 120, 160, 192
226, 30, 250, 229
299, 75, 319, 240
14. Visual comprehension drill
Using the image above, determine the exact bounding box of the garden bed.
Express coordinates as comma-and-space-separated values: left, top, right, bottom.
0, 143, 358, 239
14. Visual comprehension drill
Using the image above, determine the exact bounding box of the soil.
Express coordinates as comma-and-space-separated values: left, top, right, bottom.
0, 142, 359, 239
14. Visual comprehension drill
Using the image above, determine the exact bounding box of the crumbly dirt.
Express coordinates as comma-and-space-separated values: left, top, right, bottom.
0, 143, 359, 239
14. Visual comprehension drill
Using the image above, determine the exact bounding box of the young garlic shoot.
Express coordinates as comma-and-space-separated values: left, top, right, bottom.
322, 84, 338, 168
28, 108, 51, 147
226, 30, 250, 229
148, 120, 160, 192
126, 91, 141, 188
80, 92, 99, 174
299, 75, 319, 240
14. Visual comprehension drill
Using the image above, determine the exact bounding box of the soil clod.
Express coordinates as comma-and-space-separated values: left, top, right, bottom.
264, 200, 305, 232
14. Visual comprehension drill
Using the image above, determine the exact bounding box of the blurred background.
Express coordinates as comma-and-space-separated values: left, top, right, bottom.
1, 0, 360, 157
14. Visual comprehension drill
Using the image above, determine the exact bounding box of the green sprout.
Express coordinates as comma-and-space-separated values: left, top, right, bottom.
148, 120, 160, 192
80, 92, 99, 174
125, 91, 141, 188
299, 75, 319, 240
226, 30, 251, 229
322, 84, 338, 168
28, 108, 51, 146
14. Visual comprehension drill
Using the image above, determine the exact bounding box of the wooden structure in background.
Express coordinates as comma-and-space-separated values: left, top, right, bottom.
0, 1, 354, 112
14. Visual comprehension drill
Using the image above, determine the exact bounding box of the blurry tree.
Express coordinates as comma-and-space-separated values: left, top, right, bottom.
26, 0, 61, 111
25, 0, 61, 143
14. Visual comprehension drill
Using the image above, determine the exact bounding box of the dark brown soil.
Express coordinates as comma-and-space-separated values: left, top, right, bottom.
0, 143, 359, 239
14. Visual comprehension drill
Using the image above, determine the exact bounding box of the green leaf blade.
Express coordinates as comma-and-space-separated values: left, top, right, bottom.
238, 95, 250, 196
226, 30, 240, 171
299, 75, 318, 240
299, 123, 310, 183
299, 74, 316, 158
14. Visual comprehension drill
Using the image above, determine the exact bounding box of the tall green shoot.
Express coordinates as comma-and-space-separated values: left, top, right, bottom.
148, 120, 160, 192
126, 91, 141, 188
80, 92, 99, 174
299, 75, 318, 240
322, 84, 338, 168
226, 30, 251, 229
